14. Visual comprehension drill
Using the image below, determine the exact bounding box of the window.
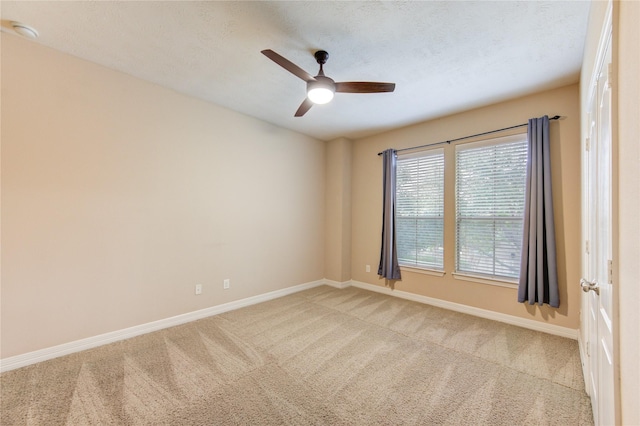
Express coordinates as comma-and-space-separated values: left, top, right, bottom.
455, 135, 527, 280
396, 149, 444, 270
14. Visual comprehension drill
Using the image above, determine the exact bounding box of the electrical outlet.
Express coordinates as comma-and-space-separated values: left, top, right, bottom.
366, 265, 371, 273
223, 279, 230, 289
195, 284, 202, 295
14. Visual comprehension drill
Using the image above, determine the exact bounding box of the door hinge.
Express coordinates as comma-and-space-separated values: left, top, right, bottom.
608, 259, 613, 284
585, 240, 590, 254
607, 63, 613, 88
585, 137, 590, 152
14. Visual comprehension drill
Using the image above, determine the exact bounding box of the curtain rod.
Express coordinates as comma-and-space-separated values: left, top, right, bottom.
377, 115, 561, 156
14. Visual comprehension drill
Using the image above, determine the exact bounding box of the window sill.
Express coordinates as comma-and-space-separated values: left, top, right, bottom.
452, 272, 518, 288
400, 266, 446, 277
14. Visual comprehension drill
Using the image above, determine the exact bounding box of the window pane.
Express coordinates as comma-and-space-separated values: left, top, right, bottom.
455, 136, 527, 279
494, 219, 524, 277
396, 149, 444, 270
456, 218, 496, 275
397, 217, 443, 269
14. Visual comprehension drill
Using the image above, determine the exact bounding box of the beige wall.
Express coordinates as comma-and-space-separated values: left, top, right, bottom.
351, 84, 582, 329
1, 34, 326, 358
615, 1, 640, 423
325, 137, 352, 283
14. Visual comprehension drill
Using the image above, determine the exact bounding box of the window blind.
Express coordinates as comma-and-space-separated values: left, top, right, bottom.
455, 135, 527, 279
396, 149, 444, 270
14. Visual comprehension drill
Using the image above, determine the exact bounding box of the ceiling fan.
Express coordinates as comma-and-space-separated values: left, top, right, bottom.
261, 49, 396, 117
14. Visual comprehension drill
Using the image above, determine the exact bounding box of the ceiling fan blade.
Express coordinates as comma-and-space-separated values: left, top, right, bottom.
335, 82, 396, 93
294, 98, 314, 117
261, 49, 316, 82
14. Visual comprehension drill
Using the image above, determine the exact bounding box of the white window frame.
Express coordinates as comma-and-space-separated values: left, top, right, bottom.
395, 148, 445, 273
454, 133, 528, 285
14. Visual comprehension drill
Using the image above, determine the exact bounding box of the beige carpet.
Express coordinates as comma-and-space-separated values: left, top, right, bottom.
1, 285, 593, 425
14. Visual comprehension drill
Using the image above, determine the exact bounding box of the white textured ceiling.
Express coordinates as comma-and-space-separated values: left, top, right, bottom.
1, 1, 590, 141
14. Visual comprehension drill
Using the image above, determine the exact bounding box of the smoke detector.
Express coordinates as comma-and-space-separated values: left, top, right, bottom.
11, 22, 39, 39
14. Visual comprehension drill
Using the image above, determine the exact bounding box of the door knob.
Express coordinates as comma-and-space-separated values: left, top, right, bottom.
580, 278, 600, 295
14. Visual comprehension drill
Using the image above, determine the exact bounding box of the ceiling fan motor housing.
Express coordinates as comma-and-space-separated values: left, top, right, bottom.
308, 75, 335, 90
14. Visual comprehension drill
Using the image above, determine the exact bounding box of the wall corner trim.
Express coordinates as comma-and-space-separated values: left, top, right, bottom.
347, 280, 579, 340
323, 279, 352, 289
0, 279, 326, 373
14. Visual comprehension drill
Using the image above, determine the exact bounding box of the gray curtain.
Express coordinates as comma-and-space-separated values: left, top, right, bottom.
378, 149, 401, 280
518, 115, 559, 307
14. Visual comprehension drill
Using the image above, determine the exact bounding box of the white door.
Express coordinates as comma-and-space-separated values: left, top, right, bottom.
582, 26, 615, 426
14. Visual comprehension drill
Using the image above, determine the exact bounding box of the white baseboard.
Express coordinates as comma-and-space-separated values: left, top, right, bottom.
347, 280, 579, 340
0, 279, 326, 373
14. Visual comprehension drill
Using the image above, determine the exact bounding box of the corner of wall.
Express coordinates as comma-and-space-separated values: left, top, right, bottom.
325, 137, 353, 282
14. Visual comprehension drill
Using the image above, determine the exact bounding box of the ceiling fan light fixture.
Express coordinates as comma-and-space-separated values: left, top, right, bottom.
307, 87, 334, 104
307, 79, 335, 104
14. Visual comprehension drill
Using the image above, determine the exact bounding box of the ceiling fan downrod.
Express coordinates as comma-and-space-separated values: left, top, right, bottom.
314, 50, 329, 76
